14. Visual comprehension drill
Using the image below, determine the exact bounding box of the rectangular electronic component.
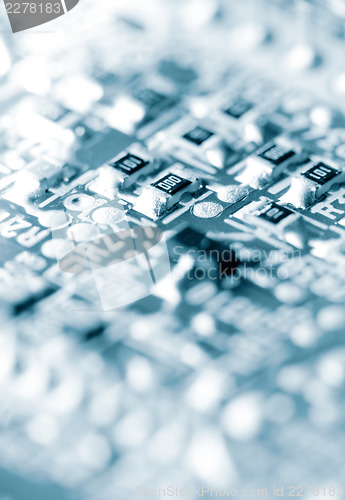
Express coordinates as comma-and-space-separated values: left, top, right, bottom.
108, 149, 156, 189
107, 144, 157, 189
258, 202, 294, 224
303, 162, 339, 185
152, 173, 191, 195
177, 122, 237, 168
134, 88, 168, 108
236, 140, 299, 189
280, 160, 345, 209
2, 160, 64, 207
87, 146, 157, 197
155, 116, 244, 170
241, 199, 304, 247
133, 168, 201, 219
223, 98, 254, 119
182, 126, 214, 146
110, 153, 149, 176
258, 144, 296, 165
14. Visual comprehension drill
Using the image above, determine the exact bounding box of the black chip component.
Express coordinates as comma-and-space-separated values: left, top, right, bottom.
183, 126, 214, 145
109, 153, 148, 175
258, 202, 294, 224
134, 88, 166, 107
303, 162, 339, 185
258, 144, 296, 165
152, 173, 191, 195
84, 325, 105, 341
13, 286, 57, 315
223, 98, 254, 118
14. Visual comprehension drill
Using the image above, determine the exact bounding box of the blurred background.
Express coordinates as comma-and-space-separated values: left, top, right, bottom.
1, 1, 345, 500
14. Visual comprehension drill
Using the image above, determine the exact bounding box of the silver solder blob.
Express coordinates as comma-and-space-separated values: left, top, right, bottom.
216, 185, 249, 204
193, 201, 223, 218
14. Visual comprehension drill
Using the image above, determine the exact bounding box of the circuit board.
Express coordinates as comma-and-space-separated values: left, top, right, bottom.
1, 1, 345, 499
